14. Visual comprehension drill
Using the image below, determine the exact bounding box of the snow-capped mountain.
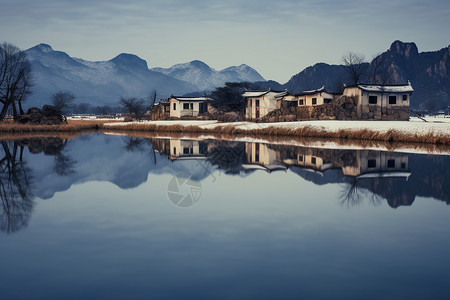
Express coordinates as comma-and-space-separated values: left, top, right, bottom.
24, 44, 265, 108
151, 60, 265, 91
25, 44, 198, 108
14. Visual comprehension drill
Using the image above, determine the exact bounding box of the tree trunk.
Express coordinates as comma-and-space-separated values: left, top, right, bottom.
0, 102, 9, 120
12, 103, 18, 120
18, 100, 24, 115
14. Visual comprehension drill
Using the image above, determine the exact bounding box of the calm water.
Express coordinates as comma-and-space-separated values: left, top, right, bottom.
0, 133, 449, 299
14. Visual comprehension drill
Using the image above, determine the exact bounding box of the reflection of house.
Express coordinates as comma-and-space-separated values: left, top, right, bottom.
349, 151, 410, 179
169, 139, 209, 160
343, 83, 413, 120
243, 142, 286, 172
169, 96, 212, 118
283, 153, 334, 175
282, 147, 410, 180
243, 90, 287, 120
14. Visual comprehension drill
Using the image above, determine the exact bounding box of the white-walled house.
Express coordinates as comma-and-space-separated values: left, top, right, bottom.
343, 82, 413, 120
169, 96, 212, 118
243, 90, 287, 120
295, 86, 337, 107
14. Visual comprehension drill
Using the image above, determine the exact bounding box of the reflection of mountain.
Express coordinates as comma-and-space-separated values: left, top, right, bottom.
153, 138, 449, 207
3, 134, 449, 214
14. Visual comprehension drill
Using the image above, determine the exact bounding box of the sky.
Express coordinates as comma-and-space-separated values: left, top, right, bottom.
0, 0, 449, 83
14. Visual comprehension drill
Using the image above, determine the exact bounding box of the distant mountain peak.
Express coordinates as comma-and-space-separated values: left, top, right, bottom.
189, 60, 211, 69
31, 43, 54, 53
110, 53, 149, 70
389, 40, 419, 58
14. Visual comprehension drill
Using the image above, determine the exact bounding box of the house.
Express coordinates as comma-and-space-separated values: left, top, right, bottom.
243, 90, 287, 120
294, 86, 338, 107
343, 82, 413, 120
151, 98, 170, 120
169, 96, 212, 118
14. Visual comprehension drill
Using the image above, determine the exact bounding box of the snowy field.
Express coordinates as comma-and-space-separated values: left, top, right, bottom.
105, 117, 450, 136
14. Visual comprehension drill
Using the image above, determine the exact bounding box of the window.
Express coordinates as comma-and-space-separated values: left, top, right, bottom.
312, 98, 317, 105
183, 147, 190, 154
324, 98, 332, 104
311, 157, 316, 164
190, 103, 193, 109
401, 162, 406, 169
255, 100, 260, 107
164, 106, 169, 112
369, 96, 378, 104
249, 100, 252, 107
402, 95, 408, 101
173, 147, 176, 154
389, 95, 397, 105
298, 99, 304, 106
173, 103, 176, 110
298, 155, 303, 162
368, 159, 376, 168
183, 103, 189, 110
387, 159, 395, 168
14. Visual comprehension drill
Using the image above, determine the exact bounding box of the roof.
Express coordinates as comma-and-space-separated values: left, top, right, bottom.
242, 89, 287, 98
242, 90, 270, 97
158, 98, 170, 104
170, 96, 213, 102
356, 82, 414, 93
294, 86, 335, 96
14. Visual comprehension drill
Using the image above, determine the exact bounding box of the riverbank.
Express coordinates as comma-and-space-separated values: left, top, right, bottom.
103, 117, 450, 145
0, 117, 449, 146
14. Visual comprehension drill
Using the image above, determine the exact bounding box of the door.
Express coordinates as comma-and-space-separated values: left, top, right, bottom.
255, 100, 260, 119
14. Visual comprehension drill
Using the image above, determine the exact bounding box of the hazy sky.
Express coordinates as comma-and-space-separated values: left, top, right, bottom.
1, 0, 449, 83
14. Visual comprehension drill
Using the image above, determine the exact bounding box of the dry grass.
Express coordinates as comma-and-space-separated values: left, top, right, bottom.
0, 119, 123, 135
104, 122, 450, 146
1, 119, 449, 147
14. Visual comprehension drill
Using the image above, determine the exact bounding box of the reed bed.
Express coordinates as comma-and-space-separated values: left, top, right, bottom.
1, 119, 449, 146
104, 122, 450, 145
0, 119, 118, 134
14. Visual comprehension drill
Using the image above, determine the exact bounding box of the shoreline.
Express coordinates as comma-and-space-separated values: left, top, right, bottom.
0, 118, 449, 148
102, 118, 450, 145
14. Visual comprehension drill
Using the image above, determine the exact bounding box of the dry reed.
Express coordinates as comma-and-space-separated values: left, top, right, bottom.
103, 122, 450, 146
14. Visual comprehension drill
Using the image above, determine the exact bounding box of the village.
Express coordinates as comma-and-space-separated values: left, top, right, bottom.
151, 82, 414, 122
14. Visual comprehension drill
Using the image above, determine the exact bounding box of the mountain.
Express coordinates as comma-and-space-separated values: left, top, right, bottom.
282, 41, 450, 111
284, 63, 349, 94
151, 60, 265, 91
25, 44, 198, 108
370, 40, 450, 111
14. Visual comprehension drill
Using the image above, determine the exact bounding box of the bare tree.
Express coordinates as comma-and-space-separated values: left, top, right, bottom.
0, 42, 33, 120
51, 91, 76, 114
147, 90, 157, 113
342, 52, 368, 86
119, 97, 145, 119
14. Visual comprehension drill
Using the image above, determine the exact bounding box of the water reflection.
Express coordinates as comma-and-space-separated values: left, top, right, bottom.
152, 138, 448, 208
0, 137, 74, 233
0, 134, 449, 234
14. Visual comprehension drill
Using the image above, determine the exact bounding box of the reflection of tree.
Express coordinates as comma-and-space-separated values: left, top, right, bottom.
207, 141, 246, 174
123, 137, 158, 165
54, 152, 76, 176
340, 178, 384, 207
340, 178, 362, 207
123, 137, 147, 153
0, 140, 34, 233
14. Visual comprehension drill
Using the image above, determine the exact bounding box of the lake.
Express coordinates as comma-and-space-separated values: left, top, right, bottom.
0, 133, 449, 299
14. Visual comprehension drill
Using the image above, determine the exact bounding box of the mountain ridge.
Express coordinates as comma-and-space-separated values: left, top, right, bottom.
25, 44, 265, 109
